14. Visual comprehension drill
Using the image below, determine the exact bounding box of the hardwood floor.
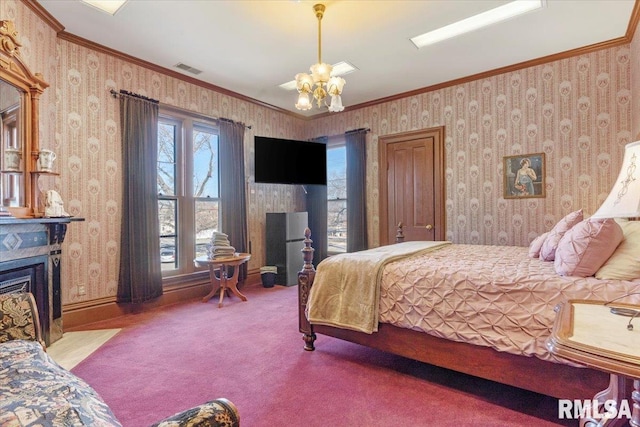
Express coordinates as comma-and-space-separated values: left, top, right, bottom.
47, 329, 120, 370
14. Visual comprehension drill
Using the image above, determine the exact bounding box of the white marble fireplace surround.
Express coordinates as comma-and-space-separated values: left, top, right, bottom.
0, 218, 80, 345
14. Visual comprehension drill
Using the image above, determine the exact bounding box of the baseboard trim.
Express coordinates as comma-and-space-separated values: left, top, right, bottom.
63, 270, 261, 329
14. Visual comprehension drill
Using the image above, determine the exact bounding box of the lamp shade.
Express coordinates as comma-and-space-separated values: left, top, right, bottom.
327, 76, 345, 96
310, 62, 332, 84
591, 140, 640, 219
328, 94, 344, 112
295, 92, 312, 111
295, 73, 313, 93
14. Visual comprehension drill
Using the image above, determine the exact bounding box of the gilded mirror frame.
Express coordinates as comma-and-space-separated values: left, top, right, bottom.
0, 20, 49, 216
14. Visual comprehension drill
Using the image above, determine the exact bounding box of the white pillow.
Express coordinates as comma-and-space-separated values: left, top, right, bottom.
595, 220, 640, 280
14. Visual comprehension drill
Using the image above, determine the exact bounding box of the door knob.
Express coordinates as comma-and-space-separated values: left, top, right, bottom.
425, 224, 433, 230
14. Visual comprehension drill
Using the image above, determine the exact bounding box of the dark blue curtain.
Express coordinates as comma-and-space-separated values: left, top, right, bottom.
306, 136, 328, 265
117, 92, 162, 303
219, 119, 248, 281
346, 129, 368, 252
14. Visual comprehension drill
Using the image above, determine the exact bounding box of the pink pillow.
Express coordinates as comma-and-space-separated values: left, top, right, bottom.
540, 209, 584, 261
554, 218, 624, 277
528, 232, 549, 258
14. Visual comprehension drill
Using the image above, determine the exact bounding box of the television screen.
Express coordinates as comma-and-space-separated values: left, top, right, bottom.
254, 136, 327, 186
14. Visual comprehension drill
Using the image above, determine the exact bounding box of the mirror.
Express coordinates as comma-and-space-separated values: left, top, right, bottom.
1, 79, 23, 207
0, 20, 49, 217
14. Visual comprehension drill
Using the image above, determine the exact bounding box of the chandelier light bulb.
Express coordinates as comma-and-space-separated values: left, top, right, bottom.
295, 92, 312, 110
310, 62, 332, 84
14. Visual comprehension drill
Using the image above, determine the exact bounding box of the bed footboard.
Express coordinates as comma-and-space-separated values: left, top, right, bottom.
298, 223, 405, 351
298, 227, 316, 351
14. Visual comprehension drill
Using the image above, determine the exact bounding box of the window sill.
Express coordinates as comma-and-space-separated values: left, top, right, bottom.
162, 270, 209, 291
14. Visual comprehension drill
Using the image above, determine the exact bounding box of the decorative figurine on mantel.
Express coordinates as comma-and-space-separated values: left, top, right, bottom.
44, 190, 70, 217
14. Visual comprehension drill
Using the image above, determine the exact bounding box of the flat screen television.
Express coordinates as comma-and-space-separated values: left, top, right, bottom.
254, 136, 327, 186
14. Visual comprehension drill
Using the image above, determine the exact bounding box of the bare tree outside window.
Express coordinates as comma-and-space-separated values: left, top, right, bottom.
193, 126, 219, 259
327, 145, 347, 253
158, 121, 177, 270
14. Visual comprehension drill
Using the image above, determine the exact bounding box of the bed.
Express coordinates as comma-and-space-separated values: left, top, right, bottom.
297, 217, 640, 400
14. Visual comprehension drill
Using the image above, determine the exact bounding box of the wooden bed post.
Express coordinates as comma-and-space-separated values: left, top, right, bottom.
298, 227, 317, 351
395, 222, 404, 243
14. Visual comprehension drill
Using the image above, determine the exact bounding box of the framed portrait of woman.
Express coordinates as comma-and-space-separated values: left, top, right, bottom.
503, 153, 546, 199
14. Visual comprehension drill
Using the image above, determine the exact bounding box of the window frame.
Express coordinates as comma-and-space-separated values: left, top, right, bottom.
158, 108, 221, 283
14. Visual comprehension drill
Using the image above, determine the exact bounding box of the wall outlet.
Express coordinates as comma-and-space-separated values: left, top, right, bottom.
78, 284, 86, 296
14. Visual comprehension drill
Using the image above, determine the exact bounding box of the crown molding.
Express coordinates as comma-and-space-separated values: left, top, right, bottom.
24, 0, 640, 122
56, 31, 303, 120
23, 0, 64, 33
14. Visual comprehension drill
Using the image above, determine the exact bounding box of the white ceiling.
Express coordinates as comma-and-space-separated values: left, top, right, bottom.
37, 0, 636, 117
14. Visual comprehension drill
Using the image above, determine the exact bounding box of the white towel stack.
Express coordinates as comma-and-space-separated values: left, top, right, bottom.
207, 231, 236, 259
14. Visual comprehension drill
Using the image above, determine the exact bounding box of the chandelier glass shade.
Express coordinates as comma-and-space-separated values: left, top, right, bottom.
294, 4, 345, 113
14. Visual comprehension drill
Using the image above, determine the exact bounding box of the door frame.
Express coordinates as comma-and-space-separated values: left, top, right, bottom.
378, 126, 446, 245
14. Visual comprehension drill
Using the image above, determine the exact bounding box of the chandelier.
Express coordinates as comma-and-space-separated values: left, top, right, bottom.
294, 3, 346, 113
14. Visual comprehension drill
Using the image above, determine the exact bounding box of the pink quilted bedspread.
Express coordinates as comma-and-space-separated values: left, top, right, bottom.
378, 244, 640, 362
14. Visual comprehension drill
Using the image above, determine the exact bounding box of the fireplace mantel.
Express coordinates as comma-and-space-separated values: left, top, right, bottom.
0, 217, 83, 345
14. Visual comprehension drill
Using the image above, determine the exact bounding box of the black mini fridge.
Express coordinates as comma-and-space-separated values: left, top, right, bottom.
266, 212, 308, 286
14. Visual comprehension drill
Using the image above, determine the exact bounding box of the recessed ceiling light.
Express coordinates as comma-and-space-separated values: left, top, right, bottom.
411, 0, 545, 49
81, 0, 127, 15
279, 61, 357, 91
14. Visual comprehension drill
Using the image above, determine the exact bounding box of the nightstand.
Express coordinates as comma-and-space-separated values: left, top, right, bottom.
547, 299, 640, 427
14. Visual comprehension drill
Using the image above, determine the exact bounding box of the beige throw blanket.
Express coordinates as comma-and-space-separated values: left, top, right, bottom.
307, 241, 451, 334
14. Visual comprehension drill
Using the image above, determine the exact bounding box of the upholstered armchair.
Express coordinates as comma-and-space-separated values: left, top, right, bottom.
0, 292, 43, 345
0, 292, 240, 427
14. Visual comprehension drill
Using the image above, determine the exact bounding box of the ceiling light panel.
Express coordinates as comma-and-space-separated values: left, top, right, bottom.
81, 0, 127, 15
411, 0, 545, 49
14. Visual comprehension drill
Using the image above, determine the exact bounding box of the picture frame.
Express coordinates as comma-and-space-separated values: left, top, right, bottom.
503, 152, 545, 199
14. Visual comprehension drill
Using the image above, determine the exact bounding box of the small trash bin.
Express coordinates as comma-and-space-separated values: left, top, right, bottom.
260, 266, 277, 288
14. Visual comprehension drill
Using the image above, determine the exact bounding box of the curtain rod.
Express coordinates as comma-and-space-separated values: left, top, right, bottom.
316, 127, 371, 142
345, 127, 370, 135
109, 89, 252, 129
110, 89, 158, 104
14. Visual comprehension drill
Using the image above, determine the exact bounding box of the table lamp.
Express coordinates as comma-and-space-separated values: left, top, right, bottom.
591, 140, 640, 326
591, 140, 640, 219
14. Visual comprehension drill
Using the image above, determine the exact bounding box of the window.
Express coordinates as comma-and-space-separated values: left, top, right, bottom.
158, 110, 220, 278
327, 142, 346, 254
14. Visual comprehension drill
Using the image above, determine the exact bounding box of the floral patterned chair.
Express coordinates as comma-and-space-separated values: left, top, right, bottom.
0, 292, 240, 427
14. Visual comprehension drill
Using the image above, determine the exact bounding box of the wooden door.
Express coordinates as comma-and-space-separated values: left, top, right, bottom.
379, 127, 445, 245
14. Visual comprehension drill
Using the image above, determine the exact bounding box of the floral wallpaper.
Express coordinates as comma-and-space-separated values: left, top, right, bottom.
3, 1, 306, 305
2, 0, 639, 308
306, 48, 634, 248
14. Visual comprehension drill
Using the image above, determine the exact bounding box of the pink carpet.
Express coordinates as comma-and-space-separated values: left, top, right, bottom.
71, 285, 577, 426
